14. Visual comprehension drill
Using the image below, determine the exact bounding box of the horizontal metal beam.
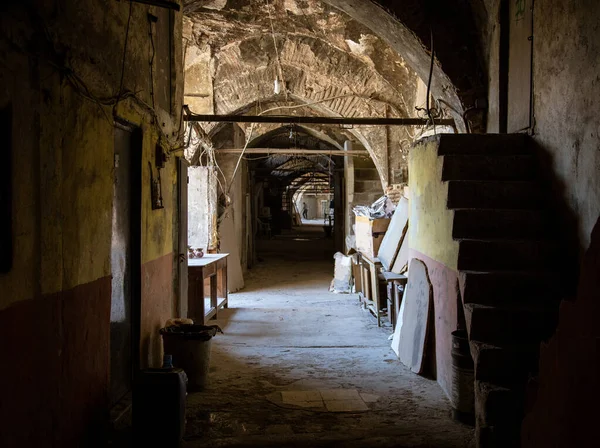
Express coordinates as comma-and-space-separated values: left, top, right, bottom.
254, 168, 343, 172
184, 93, 210, 98
185, 112, 455, 127
118, 0, 181, 11
216, 148, 368, 156
291, 181, 330, 185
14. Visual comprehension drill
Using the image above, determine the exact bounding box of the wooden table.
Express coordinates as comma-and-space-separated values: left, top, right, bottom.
382, 272, 408, 331
356, 253, 407, 328
188, 254, 229, 325
357, 253, 385, 326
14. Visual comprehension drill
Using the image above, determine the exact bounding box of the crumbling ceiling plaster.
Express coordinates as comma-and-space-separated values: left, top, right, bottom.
182, 0, 475, 186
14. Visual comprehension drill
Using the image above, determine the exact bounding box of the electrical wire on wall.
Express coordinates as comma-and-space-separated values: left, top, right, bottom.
425, 28, 435, 131
148, 13, 157, 109
412, 30, 456, 138
187, 121, 227, 195
115, 0, 134, 118
3, 3, 192, 155
226, 122, 256, 195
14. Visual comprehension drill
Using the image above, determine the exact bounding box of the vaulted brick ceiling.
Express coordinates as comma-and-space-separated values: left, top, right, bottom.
184, 0, 419, 118
183, 0, 484, 115
182, 0, 484, 186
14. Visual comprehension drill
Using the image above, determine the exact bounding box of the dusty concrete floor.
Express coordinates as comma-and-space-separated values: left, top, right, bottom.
182, 226, 474, 448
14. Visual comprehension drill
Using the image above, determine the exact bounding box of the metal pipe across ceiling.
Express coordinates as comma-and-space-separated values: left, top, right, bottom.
216, 148, 368, 156
185, 112, 455, 127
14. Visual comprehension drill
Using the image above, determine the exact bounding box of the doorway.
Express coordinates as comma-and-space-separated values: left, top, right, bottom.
177, 157, 189, 319
110, 124, 142, 407
505, 0, 534, 132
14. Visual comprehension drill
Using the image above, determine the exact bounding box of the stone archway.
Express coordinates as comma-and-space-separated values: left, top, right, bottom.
183, 0, 486, 125
181, 0, 474, 186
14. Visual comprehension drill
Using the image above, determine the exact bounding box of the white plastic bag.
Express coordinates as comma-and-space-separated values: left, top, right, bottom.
330, 252, 353, 293
352, 195, 396, 219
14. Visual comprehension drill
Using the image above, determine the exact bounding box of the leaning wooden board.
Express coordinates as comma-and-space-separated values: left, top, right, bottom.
398, 258, 432, 374
391, 221, 409, 274
390, 284, 407, 357
377, 197, 409, 271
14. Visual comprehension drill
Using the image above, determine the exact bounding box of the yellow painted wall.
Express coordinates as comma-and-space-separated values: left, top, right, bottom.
408, 138, 459, 270
407, 136, 461, 400
0, 3, 185, 443
0, 0, 183, 313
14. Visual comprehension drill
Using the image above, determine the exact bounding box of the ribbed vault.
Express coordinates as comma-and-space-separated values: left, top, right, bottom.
246, 125, 337, 184
183, 0, 485, 117
182, 0, 485, 186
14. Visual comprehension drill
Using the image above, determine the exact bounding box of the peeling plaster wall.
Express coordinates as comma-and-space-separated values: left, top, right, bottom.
408, 137, 460, 399
0, 1, 183, 446
183, 32, 214, 114
474, 1, 600, 445
408, 139, 459, 271
478, 1, 600, 241
530, 1, 600, 251
521, 2, 599, 446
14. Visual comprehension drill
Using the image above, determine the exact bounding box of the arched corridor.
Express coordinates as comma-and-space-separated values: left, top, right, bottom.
185, 225, 472, 447
1, 1, 599, 447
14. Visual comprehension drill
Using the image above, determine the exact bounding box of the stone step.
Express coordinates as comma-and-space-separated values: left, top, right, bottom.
447, 180, 544, 209
437, 133, 529, 156
459, 270, 563, 306
470, 340, 539, 386
442, 154, 537, 181
457, 238, 560, 271
475, 380, 525, 428
452, 209, 549, 239
465, 303, 558, 344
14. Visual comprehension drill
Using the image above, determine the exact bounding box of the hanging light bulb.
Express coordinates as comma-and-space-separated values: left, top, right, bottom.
274, 76, 281, 95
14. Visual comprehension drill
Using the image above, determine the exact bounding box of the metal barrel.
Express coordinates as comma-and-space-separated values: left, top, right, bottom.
450, 329, 475, 425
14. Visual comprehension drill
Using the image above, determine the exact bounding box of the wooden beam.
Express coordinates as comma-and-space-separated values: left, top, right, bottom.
215, 148, 369, 156
253, 168, 344, 172
184, 111, 455, 127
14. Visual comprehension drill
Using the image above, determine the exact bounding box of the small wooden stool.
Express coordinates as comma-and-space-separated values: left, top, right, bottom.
381, 272, 407, 330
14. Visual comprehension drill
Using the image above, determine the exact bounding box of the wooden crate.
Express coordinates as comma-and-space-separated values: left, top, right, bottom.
355, 216, 390, 259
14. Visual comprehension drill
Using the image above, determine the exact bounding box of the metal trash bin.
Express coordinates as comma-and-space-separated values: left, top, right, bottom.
160, 325, 220, 391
